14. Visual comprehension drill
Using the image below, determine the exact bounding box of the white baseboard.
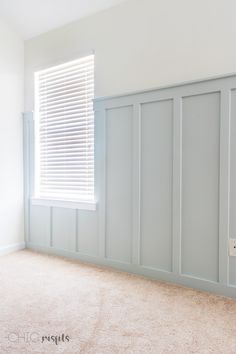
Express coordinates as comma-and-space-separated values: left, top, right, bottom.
0, 242, 25, 256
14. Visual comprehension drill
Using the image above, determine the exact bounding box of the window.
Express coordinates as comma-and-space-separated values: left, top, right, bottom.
34, 54, 95, 208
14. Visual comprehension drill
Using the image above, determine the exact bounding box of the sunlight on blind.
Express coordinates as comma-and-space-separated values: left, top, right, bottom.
34, 55, 95, 202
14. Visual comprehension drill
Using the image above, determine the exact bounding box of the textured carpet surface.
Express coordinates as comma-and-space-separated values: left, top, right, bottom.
0, 250, 235, 354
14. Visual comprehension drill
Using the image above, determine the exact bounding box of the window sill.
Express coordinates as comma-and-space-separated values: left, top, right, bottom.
31, 198, 97, 211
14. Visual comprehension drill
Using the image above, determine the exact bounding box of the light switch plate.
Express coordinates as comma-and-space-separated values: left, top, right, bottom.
229, 239, 236, 256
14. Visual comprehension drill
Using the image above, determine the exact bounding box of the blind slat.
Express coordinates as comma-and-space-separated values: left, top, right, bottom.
39, 89, 94, 106
39, 76, 94, 93
35, 55, 94, 202
40, 131, 94, 141
39, 70, 93, 89
40, 101, 93, 114
39, 83, 94, 101
39, 59, 94, 80
40, 117, 94, 128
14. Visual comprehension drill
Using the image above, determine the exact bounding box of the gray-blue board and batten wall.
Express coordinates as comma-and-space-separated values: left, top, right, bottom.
23, 74, 236, 298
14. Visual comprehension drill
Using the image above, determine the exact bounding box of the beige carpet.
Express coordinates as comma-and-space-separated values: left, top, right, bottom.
0, 250, 236, 354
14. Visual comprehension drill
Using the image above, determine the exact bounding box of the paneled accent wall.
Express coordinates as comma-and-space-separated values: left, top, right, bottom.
24, 74, 236, 298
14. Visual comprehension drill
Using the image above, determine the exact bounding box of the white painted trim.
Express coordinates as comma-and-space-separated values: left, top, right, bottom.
31, 198, 97, 211
0, 243, 25, 257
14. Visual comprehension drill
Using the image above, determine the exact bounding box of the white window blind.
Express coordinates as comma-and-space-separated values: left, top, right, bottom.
34, 54, 95, 203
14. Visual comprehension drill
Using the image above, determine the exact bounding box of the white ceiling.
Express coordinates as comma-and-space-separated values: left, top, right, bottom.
0, 0, 127, 40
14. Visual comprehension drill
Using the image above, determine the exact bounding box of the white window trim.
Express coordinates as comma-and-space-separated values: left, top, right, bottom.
31, 197, 97, 211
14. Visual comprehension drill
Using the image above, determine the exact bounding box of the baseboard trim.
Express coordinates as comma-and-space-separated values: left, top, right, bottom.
26, 243, 236, 299
0, 242, 25, 256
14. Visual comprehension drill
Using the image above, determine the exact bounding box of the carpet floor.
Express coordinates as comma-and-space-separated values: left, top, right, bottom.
0, 250, 235, 354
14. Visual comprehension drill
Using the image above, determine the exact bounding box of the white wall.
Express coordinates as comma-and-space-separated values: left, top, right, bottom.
25, 0, 236, 110
0, 19, 24, 248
